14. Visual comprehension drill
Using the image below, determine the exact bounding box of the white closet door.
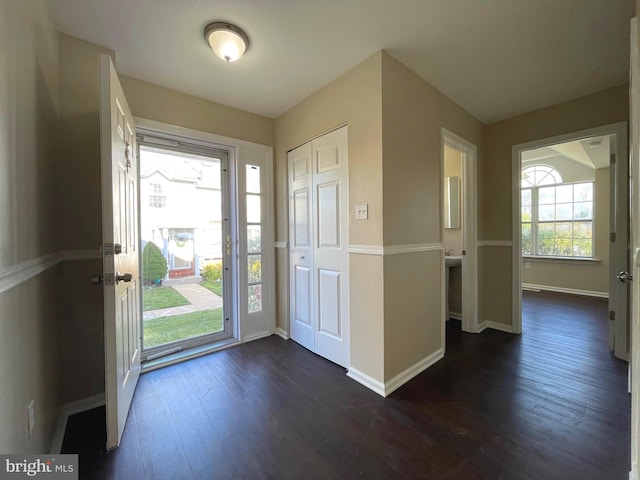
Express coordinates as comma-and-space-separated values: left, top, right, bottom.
288, 126, 349, 368
311, 127, 349, 368
289, 142, 315, 351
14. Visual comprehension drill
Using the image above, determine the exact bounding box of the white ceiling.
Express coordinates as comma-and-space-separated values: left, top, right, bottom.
48, 0, 634, 122
522, 135, 611, 170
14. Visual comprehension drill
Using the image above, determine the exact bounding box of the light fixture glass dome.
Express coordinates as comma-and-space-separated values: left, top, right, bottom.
204, 22, 249, 62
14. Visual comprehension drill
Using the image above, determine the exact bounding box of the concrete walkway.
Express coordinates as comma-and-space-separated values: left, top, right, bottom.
143, 282, 222, 320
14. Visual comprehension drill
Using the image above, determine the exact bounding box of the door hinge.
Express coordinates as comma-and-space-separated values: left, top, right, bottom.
611, 232, 616, 243
609, 310, 616, 321
610, 153, 616, 165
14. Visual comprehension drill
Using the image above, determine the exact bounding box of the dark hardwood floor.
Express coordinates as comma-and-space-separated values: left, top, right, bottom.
63, 291, 630, 479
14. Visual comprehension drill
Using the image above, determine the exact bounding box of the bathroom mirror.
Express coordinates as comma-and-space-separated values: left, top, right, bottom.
444, 176, 460, 229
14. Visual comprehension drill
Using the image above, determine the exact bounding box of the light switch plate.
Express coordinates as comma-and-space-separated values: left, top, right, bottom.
356, 204, 368, 220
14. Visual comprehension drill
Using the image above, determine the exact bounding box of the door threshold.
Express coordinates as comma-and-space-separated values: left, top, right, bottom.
141, 338, 239, 373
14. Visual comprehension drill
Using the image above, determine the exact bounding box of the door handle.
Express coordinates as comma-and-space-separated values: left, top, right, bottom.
90, 275, 102, 285
617, 271, 633, 283
116, 272, 133, 284
114, 243, 122, 255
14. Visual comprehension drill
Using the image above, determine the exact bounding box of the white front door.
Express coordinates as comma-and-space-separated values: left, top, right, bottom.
288, 126, 349, 367
100, 55, 141, 450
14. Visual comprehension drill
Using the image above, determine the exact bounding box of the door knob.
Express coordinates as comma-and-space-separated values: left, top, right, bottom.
90, 275, 102, 285
116, 272, 133, 284
617, 271, 633, 283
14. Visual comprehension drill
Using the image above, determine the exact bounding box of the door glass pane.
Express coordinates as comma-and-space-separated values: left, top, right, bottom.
247, 225, 261, 253
139, 144, 229, 352
246, 165, 261, 193
248, 285, 262, 313
247, 195, 261, 223
248, 254, 262, 283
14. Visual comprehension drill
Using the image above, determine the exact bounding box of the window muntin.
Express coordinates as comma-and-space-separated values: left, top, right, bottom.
521, 166, 593, 258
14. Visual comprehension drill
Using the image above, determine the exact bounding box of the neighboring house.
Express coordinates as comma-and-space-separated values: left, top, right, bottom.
140, 150, 223, 280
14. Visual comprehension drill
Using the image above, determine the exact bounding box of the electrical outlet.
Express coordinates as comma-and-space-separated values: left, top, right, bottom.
27, 400, 34, 439
356, 204, 368, 220
525, 262, 531, 269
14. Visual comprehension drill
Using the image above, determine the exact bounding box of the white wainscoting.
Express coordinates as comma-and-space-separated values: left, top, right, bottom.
0, 250, 100, 294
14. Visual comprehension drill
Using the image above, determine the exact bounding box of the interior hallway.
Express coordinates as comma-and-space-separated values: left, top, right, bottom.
63, 291, 630, 479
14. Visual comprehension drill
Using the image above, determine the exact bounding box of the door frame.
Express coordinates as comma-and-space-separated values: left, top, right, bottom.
136, 134, 234, 358
511, 121, 628, 336
441, 128, 478, 334
134, 117, 275, 366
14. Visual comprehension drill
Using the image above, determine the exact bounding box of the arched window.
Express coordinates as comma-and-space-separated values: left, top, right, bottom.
521, 165, 593, 258
521, 165, 562, 188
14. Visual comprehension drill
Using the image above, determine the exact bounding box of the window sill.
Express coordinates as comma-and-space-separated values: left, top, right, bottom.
522, 255, 601, 265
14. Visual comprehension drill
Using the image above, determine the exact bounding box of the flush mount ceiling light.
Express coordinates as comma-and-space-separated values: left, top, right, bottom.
204, 22, 249, 62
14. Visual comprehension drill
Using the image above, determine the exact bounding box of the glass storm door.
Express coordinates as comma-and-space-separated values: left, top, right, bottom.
138, 139, 232, 359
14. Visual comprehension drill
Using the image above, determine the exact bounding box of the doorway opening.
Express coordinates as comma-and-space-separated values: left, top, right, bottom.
138, 137, 233, 361
441, 129, 478, 338
512, 122, 628, 360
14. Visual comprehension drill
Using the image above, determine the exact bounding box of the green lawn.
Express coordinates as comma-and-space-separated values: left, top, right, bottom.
143, 309, 223, 348
143, 286, 190, 311
200, 280, 223, 297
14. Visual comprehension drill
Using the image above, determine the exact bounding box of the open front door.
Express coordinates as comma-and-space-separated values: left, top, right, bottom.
100, 55, 141, 450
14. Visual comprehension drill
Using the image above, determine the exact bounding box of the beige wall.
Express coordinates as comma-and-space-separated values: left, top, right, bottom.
480, 85, 628, 326
522, 167, 610, 294
57, 33, 115, 403
380, 52, 483, 381
0, 0, 62, 453
275, 52, 385, 380
119, 75, 274, 147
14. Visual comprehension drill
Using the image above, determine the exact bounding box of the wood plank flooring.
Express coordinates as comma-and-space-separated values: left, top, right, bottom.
63, 291, 630, 479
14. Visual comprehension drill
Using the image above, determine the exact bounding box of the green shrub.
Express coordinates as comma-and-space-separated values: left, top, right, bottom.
142, 242, 168, 285
201, 261, 222, 282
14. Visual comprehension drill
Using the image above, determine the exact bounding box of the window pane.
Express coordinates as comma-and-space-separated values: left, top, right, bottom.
246, 165, 261, 194
538, 223, 556, 256
247, 194, 261, 223
574, 221, 592, 238
539, 204, 555, 221
556, 185, 573, 203
555, 222, 572, 256
538, 186, 555, 205
574, 182, 593, 202
573, 201, 592, 219
556, 203, 572, 220
522, 223, 532, 255
247, 225, 261, 253
248, 254, 262, 283
248, 285, 262, 313
521, 189, 531, 207
573, 240, 592, 257
521, 206, 531, 222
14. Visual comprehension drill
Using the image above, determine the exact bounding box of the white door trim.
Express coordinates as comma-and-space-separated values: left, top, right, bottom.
441, 128, 478, 334
511, 121, 628, 335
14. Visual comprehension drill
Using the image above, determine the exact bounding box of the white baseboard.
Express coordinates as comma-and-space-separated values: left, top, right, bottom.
384, 349, 444, 396
478, 321, 514, 334
347, 348, 444, 398
242, 330, 273, 343
447, 311, 462, 321
50, 393, 106, 454
346, 368, 386, 397
630, 466, 639, 480
275, 328, 289, 340
522, 283, 608, 298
